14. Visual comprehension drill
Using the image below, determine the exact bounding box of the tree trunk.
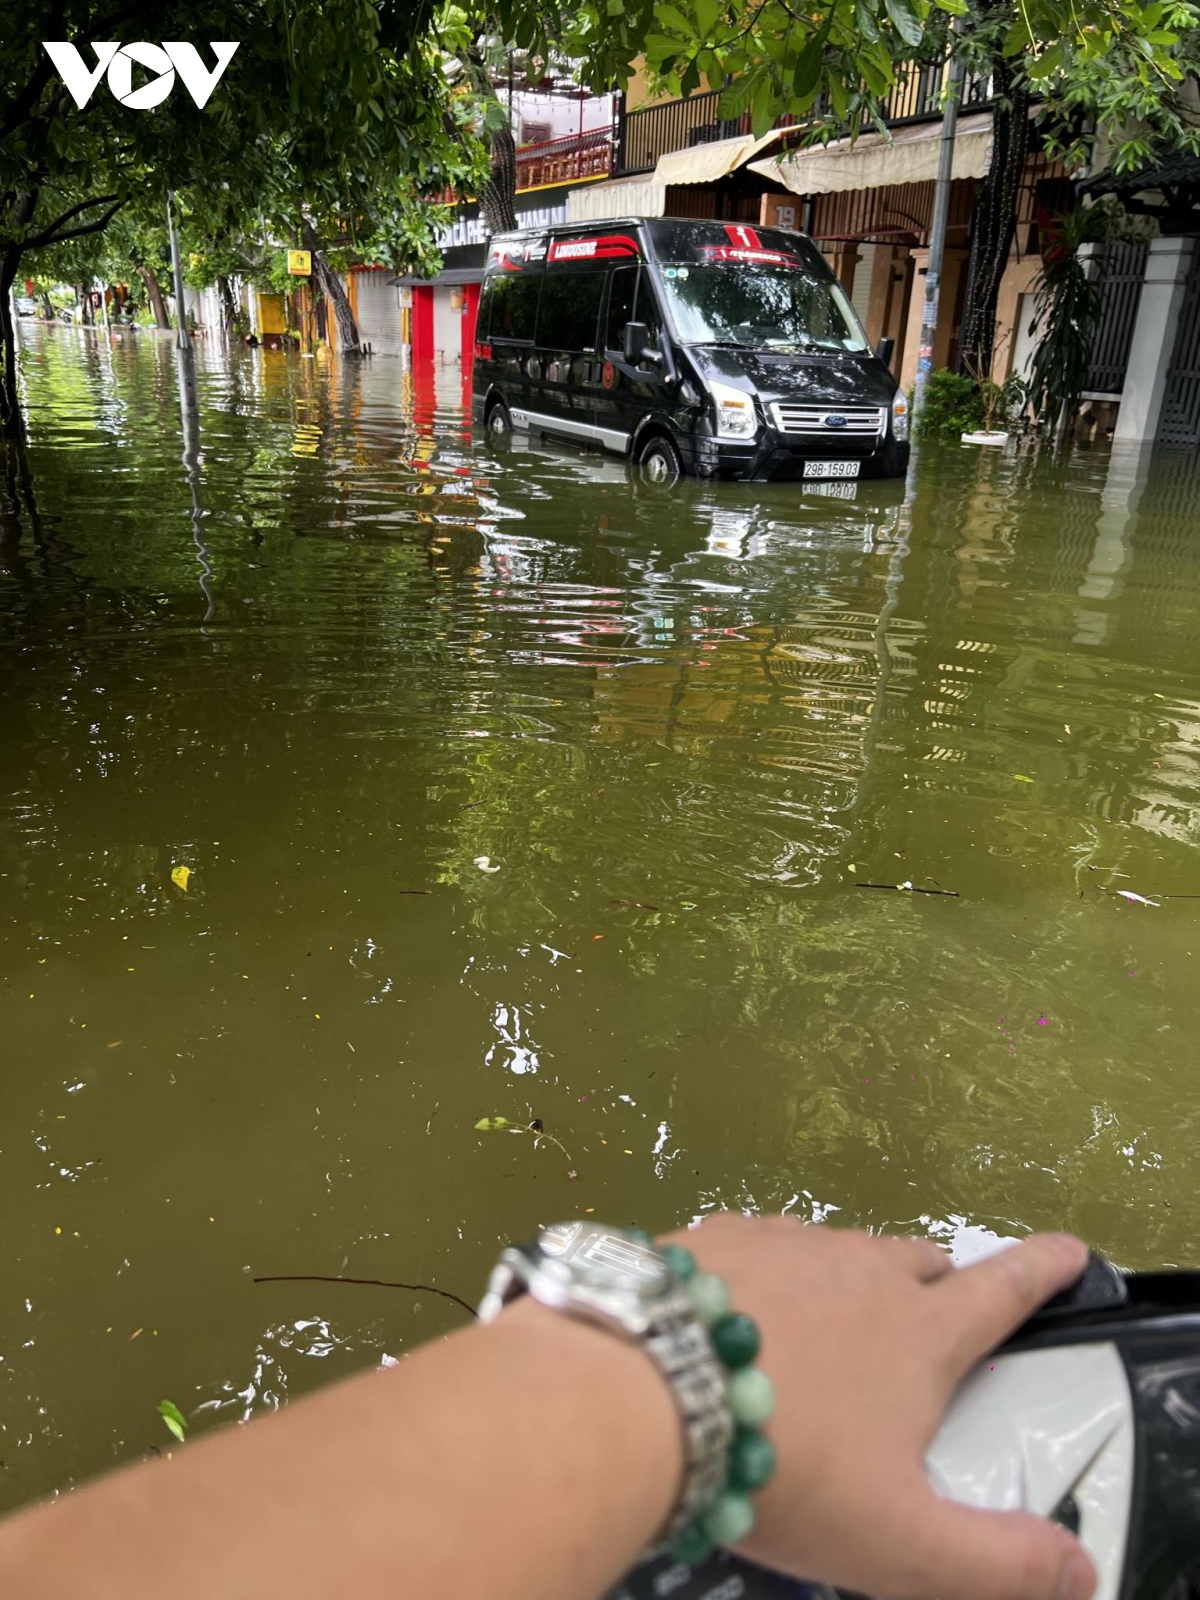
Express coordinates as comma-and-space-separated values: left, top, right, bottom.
0, 250, 23, 438
956, 58, 1030, 380
76, 283, 92, 326
302, 228, 362, 354
136, 265, 170, 329
480, 122, 518, 235
216, 273, 237, 337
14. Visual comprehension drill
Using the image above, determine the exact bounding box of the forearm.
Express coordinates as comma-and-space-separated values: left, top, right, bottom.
0, 1299, 682, 1600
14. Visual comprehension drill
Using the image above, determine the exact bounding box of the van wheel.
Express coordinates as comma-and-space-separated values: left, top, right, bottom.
638, 435, 682, 485
487, 400, 513, 437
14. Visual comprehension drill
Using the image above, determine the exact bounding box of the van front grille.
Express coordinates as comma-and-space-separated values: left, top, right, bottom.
770, 403, 886, 438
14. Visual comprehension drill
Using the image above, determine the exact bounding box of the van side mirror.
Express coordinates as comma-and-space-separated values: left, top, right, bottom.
875, 335, 895, 368
623, 321, 659, 366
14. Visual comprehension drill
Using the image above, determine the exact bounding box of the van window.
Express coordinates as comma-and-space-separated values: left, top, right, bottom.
537, 271, 606, 351
488, 272, 541, 341
605, 266, 662, 354
605, 265, 637, 351
657, 262, 868, 352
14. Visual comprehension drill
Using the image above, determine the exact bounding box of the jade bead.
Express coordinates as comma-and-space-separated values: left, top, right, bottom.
727, 1426, 776, 1492
728, 1365, 775, 1428
687, 1271, 732, 1326
669, 1521, 715, 1568
710, 1311, 761, 1369
703, 1490, 756, 1548
658, 1243, 697, 1283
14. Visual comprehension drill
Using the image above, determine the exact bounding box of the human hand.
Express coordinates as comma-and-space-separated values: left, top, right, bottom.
674, 1216, 1095, 1600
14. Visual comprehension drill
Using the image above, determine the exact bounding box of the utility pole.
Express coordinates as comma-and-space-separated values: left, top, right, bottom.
166, 189, 199, 419
911, 47, 964, 422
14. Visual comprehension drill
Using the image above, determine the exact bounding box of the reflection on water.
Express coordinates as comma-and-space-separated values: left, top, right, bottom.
2, 323, 1200, 1507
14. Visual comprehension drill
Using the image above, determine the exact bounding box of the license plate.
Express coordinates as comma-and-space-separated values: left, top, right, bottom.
805, 479, 858, 501
804, 458, 860, 479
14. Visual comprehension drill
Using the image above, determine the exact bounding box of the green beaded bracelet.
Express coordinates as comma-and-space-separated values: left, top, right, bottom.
656, 1240, 776, 1568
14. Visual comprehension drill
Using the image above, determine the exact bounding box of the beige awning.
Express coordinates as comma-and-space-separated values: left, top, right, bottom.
653, 134, 757, 187
651, 126, 801, 186
747, 111, 993, 196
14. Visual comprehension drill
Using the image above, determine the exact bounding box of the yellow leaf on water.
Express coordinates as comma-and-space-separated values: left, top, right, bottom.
1012, 775, 1034, 783
171, 866, 192, 891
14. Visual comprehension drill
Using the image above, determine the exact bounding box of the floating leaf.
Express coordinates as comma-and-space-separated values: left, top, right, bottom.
1012, 774, 1034, 783
475, 1116, 510, 1130
158, 1399, 188, 1443
170, 865, 192, 891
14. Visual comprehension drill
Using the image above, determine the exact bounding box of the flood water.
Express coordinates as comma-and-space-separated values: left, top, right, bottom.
2, 323, 1199, 1509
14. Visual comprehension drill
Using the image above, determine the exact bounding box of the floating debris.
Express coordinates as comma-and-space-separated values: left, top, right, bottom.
856, 881, 960, 898
1110, 890, 1161, 908
611, 899, 660, 911
170, 866, 191, 891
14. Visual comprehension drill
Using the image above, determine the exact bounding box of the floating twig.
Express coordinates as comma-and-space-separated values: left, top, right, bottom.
856, 881, 960, 897
253, 1274, 476, 1318
396, 890, 434, 896
611, 899, 660, 911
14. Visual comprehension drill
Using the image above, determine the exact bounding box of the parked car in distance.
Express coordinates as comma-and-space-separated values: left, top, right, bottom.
14, 296, 37, 318
472, 217, 909, 485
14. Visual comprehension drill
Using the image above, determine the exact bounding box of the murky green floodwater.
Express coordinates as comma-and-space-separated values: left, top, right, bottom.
2, 323, 1199, 1509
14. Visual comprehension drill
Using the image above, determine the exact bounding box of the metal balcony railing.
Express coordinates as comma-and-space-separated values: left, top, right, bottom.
614, 61, 994, 179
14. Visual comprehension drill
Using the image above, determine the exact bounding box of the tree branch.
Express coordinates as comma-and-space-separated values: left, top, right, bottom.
28, 201, 123, 250
23, 193, 120, 249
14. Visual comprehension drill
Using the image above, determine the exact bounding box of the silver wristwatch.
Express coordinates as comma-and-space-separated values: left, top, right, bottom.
478, 1220, 733, 1543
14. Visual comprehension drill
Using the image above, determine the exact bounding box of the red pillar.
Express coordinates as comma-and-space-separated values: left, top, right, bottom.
461, 282, 481, 414
411, 285, 434, 366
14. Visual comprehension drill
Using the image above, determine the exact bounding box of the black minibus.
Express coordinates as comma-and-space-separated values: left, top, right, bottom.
471, 217, 909, 484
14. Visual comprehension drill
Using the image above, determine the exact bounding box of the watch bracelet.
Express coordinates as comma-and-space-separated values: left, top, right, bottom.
643, 1280, 735, 1542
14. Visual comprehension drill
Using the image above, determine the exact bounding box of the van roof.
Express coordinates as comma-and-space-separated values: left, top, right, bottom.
490, 218, 647, 239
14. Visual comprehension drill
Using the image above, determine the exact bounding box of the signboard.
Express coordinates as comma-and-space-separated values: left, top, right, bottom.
287, 249, 311, 277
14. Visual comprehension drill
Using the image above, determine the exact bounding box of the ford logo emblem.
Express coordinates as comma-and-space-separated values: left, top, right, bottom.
823, 414, 848, 428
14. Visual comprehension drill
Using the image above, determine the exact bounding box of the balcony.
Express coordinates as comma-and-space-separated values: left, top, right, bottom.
613, 62, 993, 179
515, 126, 614, 192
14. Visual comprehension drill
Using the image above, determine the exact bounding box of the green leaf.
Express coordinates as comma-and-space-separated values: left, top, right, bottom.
751, 74, 777, 138
792, 37, 824, 101
607, 0, 625, 13
475, 1116, 510, 1130
855, 1, 881, 42
718, 72, 759, 120
158, 1400, 188, 1443
883, 0, 924, 46
694, 0, 721, 35
655, 3, 694, 34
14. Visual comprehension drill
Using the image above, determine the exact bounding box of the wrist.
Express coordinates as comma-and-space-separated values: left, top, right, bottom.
489, 1294, 685, 1550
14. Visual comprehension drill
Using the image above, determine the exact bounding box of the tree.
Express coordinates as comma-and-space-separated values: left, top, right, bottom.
0, 0, 485, 434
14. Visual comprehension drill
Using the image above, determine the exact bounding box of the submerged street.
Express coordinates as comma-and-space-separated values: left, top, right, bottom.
3, 324, 1199, 1509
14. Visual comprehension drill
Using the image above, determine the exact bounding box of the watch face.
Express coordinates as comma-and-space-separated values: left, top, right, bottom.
538, 1221, 671, 1295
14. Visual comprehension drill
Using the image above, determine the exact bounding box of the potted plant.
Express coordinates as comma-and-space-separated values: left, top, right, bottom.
959, 345, 1011, 446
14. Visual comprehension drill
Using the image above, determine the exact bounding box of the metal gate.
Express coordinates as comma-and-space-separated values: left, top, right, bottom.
1158, 244, 1200, 446
1085, 240, 1147, 398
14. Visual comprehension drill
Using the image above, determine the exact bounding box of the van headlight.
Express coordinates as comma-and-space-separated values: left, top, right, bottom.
891, 390, 910, 442
709, 380, 758, 441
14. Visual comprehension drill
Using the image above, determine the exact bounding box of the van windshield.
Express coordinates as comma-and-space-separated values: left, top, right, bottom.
657, 263, 869, 353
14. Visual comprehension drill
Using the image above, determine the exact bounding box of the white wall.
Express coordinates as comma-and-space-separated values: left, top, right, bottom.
432, 287, 461, 365
509, 89, 613, 145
